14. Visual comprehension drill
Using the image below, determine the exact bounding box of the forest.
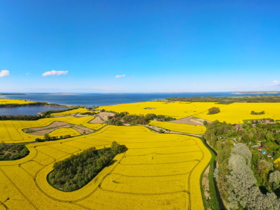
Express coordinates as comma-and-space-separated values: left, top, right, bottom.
48, 141, 127, 191
0, 144, 29, 160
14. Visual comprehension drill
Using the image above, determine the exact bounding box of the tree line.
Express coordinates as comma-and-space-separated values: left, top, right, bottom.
251, 110, 265, 115
0, 115, 42, 120
35, 134, 72, 142
107, 112, 175, 126
0, 102, 60, 108
168, 95, 280, 103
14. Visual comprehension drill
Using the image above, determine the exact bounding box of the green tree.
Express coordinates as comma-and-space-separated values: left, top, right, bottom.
44, 134, 51, 141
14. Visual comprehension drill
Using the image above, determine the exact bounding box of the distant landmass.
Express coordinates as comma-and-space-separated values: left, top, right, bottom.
233, 91, 280, 95
0, 93, 26, 95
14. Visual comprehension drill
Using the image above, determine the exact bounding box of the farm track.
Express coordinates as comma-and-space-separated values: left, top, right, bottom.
0, 200, 9, 210
144, 124, 203, 138
23, 121, 94, 136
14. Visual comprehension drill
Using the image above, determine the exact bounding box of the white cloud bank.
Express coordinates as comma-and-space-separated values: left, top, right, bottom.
42, 70, 68, 76
0, 70, 10, 77
115, 74, 125, 78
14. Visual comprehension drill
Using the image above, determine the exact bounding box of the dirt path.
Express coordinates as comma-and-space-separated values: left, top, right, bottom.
90, 112, 115, 123
23, 121, 94, 135
90, 116, 104, 123
170, 116, 210, 125
144, 125, 202, 138
202, 165, 211, 200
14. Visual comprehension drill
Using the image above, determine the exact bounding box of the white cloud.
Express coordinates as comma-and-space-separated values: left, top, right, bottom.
272, 80, 280, 86
0, 70, 10, 77
115, 74, 125, 78
42, 70, 68, 76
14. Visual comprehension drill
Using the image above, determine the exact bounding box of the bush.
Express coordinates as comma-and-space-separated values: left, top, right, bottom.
208, 107, 220, 115
251, 110, 265, 115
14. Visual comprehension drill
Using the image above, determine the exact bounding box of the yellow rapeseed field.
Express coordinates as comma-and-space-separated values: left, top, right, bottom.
274, 158, 280, 170
0, 125, 211, 209
0, 116, 105, 143
100, 101, 280, 124
149, 120, 206, 134
49, 128, 81, 137
194, 102, 280, 124
0, 99, 33, 104
51, 108, 94, 116
99, 101, 218, 119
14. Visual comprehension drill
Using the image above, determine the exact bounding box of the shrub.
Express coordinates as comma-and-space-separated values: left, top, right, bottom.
208, 107, 220, 115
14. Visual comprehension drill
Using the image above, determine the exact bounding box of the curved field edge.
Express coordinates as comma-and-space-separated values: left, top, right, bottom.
149, 120, 206, 135
148, 120, 217, 209
199, 138, 221, 209
189, 136, 212, 209
0, 147, 37, 166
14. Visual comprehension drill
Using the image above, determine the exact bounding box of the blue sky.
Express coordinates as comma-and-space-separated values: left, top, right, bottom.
1, 0, 280, 93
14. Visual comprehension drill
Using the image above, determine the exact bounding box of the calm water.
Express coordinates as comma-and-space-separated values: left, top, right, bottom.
0, 106, 67, 116
0, 92, 260, 107
1, 92, 278, 115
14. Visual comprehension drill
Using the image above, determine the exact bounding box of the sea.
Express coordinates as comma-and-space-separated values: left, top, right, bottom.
0, 92, 276, 107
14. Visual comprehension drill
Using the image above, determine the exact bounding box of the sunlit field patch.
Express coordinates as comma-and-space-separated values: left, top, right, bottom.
49, 128, 81, 137
0, 99, 33, 104
149, 120, 206, 134
51, 108, 94, 116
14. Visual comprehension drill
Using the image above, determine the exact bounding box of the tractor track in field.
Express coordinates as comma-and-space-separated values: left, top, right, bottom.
0, 168, 39, 210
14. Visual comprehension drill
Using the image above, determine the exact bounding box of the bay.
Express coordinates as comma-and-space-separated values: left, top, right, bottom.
0, 106, 68, 116
0, 92, 264, 107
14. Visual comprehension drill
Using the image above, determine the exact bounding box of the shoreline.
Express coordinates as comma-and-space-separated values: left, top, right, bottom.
0, 100, 76, 117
